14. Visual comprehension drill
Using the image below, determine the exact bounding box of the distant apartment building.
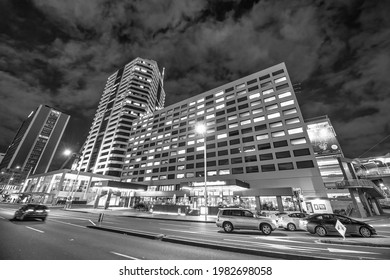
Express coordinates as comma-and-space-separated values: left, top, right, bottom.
78, 57, 166, 177
121, 63, 329, 213
0, 105, 69, 175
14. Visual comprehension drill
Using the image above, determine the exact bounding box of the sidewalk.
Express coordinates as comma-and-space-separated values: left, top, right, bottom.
65, 206, 390, 248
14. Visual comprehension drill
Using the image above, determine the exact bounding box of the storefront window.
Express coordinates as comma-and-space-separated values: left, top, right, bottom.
282, 196, 297, 211
260, 196, 278, 211
240, 196, 257, 211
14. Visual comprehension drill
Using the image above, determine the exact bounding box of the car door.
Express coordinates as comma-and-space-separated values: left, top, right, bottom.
335, 215, 356, 235
321, 214, 338, 234
240, 210, 258, 230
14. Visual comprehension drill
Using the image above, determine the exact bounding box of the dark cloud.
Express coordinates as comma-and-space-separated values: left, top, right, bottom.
1, 0, 390, 166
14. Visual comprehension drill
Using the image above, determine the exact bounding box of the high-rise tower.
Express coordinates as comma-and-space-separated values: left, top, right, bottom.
0, 105, 70, 174
78, 57, 166, 176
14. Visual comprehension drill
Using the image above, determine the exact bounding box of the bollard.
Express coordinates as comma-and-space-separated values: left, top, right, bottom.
98, 213, 104, 225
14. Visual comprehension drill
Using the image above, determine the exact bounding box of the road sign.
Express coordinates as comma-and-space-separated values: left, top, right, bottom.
335, 219, 346, 239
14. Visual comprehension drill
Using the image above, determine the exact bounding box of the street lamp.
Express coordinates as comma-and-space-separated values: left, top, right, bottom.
195, 123, 208, 221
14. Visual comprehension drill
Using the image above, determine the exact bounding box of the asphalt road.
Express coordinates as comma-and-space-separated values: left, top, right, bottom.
1, 204, 389, 260
0, 205, 274, 260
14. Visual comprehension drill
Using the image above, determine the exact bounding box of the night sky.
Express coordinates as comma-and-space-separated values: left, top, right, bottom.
1, 0, 390, 169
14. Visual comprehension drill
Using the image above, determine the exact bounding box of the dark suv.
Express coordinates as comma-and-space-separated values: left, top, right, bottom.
14, 204, 49, 221
216, 208, 277, 235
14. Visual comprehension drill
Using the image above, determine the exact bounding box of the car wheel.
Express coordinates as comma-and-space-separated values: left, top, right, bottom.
287, 223, 296, 231
315, 226, 327, 237
359, 226, 372, 238
223, 222, 234, 233
260, 223, 272, 235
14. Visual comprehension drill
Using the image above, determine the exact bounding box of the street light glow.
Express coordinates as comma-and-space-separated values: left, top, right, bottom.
195, 123, 206, 134
63, 149, 72, 156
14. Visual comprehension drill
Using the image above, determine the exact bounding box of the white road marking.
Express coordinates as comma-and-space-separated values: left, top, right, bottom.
110, 251, 140, 260
158, 222, 193, 227
159, 228, 199, 234
26, 226, 44, 233
327, 247, 380, 254
89, 219, 96, 226
253, 236, 307, 243
50, 219, 86, 228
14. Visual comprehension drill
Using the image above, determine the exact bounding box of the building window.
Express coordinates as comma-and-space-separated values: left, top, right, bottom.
218, 159, 229, 165
291, 137, 307, 145
288, 127, 303, 135
267, 112, 280, 119
275, 151, 291, 159
246, 166, 259, 173
283, 108, 297, 115
285, 117, 300, 125
271, 130, 285, 138
296, 160, 314, 169
258, 143, 271, 150
261, 164, 276, 172
274, 76, 287, 83
219, 169, 230, 175
232, 167, 244, 174
281, 100, 295, 107
278, 162, 294, 170
273, 140, 288, 148
260, 153, 273, 161
231, 157, 242, 164
245, 155, 257, 162
293, 148, 311, 156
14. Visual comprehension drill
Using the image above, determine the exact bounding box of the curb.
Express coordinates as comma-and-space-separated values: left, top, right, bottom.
87, 225, 331, 260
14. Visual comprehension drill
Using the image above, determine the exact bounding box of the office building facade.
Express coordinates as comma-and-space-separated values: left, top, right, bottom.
0, 105, 69, 175
121, 63, 329, 213
78, 57, 166, 177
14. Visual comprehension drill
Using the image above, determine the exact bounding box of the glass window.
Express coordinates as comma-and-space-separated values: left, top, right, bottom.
286, 117, 300, 125
260, 153, 273, 161
270, 121, 283, 128
258, 143, 271, 150
296, 160, 314, 169
278, 162, 294, 170
288, 127, 303, 135
232, 167, 244, 174
231, 157, 242, 164
249, 92, 260, 99
271, 131, 285, 138
246, 166, 259, 173
256, 133, 269, 140
274, 76, 287, 83
261, 164, 276, 172
254, 116, 265, 122
283, 108, 297, 115
293, 148, 311, 156
276, 151, 291, 159
281, 100, 295, 107
291, 137, 307, 145
266, 104, 278, 111
245, 155, 257, 162
219, 169, 230, 175
262, 88, 274, 95
260, 196, 278, 211
267, 112, 280, 119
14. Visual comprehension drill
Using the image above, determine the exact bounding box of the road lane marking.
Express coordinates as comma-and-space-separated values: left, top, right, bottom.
89, 219, 96, 226
253, 236, 307, 243
0, 216, 6, 219
50, 219, 86, 228
327, 247, 380, 254
110, 251, 140, 260
26, 226, 44, 233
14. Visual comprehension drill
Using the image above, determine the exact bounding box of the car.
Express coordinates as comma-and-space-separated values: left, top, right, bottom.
301, 213, 376, 237
13, 204, 49, 221
278, 212, 308, 231
216, 208, 277, 235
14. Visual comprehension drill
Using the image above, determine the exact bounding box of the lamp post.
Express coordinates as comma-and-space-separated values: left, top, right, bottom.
195, 123, 208, 221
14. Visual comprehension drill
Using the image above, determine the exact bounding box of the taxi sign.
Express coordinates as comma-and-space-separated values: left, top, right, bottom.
335, 219, 346, 239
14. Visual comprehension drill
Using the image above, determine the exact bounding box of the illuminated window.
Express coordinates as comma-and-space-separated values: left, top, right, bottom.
256, 133, 269, 140
263, 88, 274, 95
270, 121, 283, 128
267, 112, 280, 119
288, 127, 303, 135
254, 116, 265, 122
266, 104, 278, 111
240, 119, 251, 125
272, 131, 286, 138
216, 97, 224, 103
219, 169, 230, 175
264, 96, 276, 103
283, 108, 297, 115
215, 90, 224, 97
251, 100, 262, 107
229, 122, 238, 128
281, 100, 295, 107
252, 108, 263, 114
217, 133, 227, 139
286, 117, 300, 125
274, 76, 287, 83
249, 92, 260, 99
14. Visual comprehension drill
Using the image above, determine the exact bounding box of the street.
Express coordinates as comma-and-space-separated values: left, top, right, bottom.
0, 204, 389, 260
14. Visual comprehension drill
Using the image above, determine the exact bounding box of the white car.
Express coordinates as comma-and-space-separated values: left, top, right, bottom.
216, 208, 277, 235
278, 212, 308, 231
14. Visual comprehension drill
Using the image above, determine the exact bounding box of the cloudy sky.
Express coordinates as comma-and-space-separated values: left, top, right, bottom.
1, 0, 389, 168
